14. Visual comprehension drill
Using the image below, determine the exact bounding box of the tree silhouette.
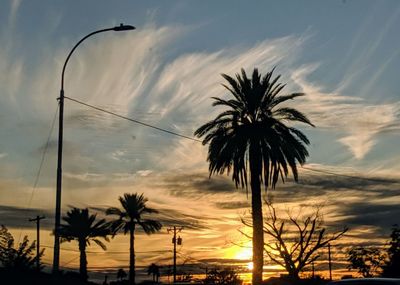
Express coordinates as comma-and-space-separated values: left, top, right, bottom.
195, 68, 313, 284
147, 263, 160, 283
117, 268, 127, 281
346, 225, 400, 278
382, 224, 400, 277
203, 267, 243, 285
347, 247, 385, 277
242, 203, 347, 280
106, 193, 162, 285
0, 225, 43, 271
58, 207, 111, 281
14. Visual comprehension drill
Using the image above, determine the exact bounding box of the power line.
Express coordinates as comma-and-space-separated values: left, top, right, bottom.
17, 106, 59, 244
176, 251, 208, 266
64, 96, 398, 185
61, 256, 79, 267
40, 244, 170, 254
301, 166, 400, 184
64, 96, 201, 143
28, 106, 59, 205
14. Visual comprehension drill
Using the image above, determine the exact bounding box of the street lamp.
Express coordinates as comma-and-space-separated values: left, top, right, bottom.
53, 23, 135, 273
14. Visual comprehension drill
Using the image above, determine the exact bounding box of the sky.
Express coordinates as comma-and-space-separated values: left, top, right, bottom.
1, 0, 400, 281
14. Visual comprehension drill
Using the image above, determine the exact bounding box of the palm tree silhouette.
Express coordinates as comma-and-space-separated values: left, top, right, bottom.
117, 268, 127, 281
106, 193, 162, 285
194, 68, 313, 284
147, 263, 160, 283
58, 207, 111, 281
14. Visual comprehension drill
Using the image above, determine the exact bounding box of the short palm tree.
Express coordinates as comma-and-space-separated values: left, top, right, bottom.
194, 68, 313, 284
147, 263, 160, 283
106, 193, 162, 285
117, 268, 127, 281
58, 207, 111, 281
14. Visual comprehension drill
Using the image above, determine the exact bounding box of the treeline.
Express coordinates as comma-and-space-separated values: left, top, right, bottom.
347, 224, 400, 278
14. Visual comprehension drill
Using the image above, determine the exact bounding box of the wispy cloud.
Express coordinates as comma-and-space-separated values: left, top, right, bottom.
291, 66, 400, 160
9, 0, 22, 26
1, 19, 400, 272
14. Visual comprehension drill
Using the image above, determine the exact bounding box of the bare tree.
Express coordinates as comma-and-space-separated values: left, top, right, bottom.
242, 203, 348, 280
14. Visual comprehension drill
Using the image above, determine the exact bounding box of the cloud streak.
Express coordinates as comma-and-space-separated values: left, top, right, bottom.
291, 66, 400, 160
1, 18, 400, 274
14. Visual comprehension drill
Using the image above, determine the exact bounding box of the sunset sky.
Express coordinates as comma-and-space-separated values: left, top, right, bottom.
1, 0, 400, 281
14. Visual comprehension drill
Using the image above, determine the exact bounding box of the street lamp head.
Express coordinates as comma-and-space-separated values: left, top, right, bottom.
113, 23, 136, 31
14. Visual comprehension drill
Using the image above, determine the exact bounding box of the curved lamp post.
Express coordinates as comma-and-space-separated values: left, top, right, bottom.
53, 24, 135, 273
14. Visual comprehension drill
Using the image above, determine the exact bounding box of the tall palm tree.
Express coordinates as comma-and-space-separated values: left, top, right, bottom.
194, 68, 313, 284
58, 207, 111, 281
106, 193, 162, 285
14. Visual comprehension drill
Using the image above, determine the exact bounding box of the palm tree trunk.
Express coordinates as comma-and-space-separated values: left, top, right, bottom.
250, 141, 264, 285
129, 224, 136, 285
78, 239, 88, 281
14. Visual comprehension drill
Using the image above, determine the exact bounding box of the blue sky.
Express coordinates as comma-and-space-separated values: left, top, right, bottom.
1, 0, 400, 279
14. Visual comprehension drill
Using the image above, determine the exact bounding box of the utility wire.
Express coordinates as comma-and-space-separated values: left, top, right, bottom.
64, 96, 201, 143
28, 106, 59, 207
17, 106, 59, 244
64, 96, 397, 185
61, 256, 80, 267
176, 251, 210, 267
301, 166, 400, 184
41, 244, 170, 254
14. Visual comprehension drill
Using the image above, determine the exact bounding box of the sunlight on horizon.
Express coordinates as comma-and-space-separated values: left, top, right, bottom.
223, 239, 253, 262
247, 262, 253, 270
234, 242, 252, 261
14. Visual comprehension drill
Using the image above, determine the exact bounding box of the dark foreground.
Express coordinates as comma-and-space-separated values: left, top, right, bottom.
0, 269, 95, 285
0, 268, 333, 285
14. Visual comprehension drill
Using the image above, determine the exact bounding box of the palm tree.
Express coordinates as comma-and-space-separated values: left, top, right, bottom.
194, 68, 313, 284
117, 268, 127, 281
147, 263, 160, 283
58, 207, 111, 281
106, 193, 162, 285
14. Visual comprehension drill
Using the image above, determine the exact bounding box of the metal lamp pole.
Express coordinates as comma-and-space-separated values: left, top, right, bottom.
53, 24, 135, 273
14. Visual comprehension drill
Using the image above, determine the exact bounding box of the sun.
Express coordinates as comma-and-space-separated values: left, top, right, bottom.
234, 246, 253, 271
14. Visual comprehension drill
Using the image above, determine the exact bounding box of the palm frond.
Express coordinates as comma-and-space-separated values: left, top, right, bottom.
273, 107, 314, 126
269, 93, 305, 108
92, 239, 107, 251
195, 67, 313, 190
138, 220, 162, 235
59, 207, 112, 247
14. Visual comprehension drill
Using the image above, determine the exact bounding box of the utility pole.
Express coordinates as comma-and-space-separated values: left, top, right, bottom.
29, 215, 45, 271
328, 243, 332, 280
52, 24, 135, 274
311, 261, 315, 278
167, 226, 183, 283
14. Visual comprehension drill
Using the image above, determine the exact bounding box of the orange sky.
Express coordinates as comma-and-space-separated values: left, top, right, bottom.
1, 0, 400, 282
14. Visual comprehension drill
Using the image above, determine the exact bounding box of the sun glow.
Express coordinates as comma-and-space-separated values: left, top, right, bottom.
247, 262, 253, 270
234, 246, 252, 260
227, 241, 253, 270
